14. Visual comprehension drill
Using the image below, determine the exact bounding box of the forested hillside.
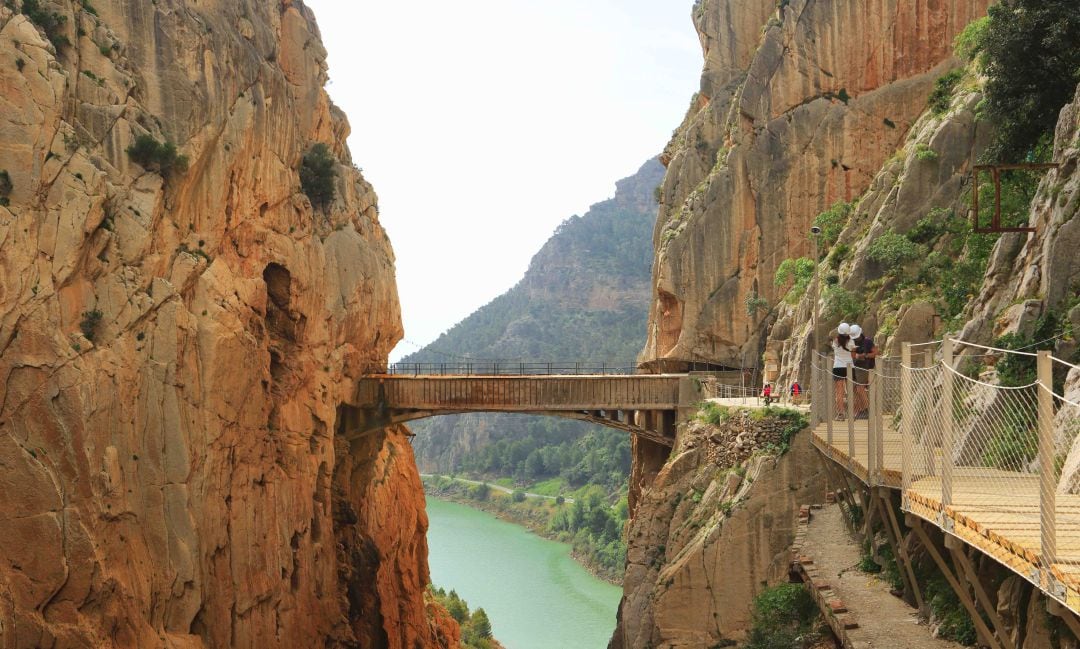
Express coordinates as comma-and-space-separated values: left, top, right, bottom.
406, 158, 662, 481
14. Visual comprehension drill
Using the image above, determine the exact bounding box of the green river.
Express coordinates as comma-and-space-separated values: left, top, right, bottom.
425, 497, 622, 649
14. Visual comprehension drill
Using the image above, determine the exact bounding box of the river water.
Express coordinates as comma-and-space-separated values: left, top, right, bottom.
425, 497, 622, 649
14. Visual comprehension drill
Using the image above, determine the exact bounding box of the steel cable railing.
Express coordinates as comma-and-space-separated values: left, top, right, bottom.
890, 338, 1080, 605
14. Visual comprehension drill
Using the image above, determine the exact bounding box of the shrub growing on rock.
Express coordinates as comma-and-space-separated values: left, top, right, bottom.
773, 257, 815, 304
0, 170, 11, 206
867, 231, 924, 268
300, 143, 337, 210
21, 0, 70, 51
811, 201, 853, 249
822, 285, 861, 321
927, 68, 964, 116
126, 134, 188, 175
744, 583, 821, 649
79, 309, 103, 341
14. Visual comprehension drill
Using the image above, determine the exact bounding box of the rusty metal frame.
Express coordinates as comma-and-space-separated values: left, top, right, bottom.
971, 163, 1059, 233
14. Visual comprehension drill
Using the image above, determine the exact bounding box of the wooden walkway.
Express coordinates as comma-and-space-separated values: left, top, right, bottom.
812, 421, 1080, 611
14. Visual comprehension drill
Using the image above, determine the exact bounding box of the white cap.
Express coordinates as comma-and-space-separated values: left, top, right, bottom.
838, 322, 850, 335
850, 324, 863, 337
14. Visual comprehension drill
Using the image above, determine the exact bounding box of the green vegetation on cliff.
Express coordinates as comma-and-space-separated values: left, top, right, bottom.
744, 583, 822, 649
958, 1, 1080, 161
428, 586, 498, 649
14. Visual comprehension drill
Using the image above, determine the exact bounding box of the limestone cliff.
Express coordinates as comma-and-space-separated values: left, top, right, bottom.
0, 1, 446, 647
768, 76, 991, 384
621, 0, 993, 645
610, 412, 826, 648
643, 0, 991, 369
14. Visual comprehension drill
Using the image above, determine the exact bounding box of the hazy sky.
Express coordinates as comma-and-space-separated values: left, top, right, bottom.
305, 0, 702, 360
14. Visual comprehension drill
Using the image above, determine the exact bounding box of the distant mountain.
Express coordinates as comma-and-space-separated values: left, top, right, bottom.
406, 158, 663, 476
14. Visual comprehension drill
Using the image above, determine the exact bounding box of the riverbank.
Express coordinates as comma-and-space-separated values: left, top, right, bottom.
426, 498, 622, 649
421, 475, 625, 584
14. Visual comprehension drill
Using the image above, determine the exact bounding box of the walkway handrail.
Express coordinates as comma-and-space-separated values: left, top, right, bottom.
811, 336, 1080, 608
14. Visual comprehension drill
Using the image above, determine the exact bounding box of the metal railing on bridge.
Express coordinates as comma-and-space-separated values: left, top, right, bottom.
808, 338, 1080, 610
384, 360, 742, 376
385, 362, 641, 376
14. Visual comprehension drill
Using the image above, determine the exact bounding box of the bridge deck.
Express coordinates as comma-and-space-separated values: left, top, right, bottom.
812, 421, 1080, 611
356, 374, 684, 411
349, 373, 693, 447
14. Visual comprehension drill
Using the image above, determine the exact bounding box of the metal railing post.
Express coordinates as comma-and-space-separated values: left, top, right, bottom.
1037, 350, 1057, 586
812, 358, 821, 426
941, 338, 955, 511
874, 368, 884, 480
868, 370, 878, 483
846, 361, 855, 466
901, 344, 913, 507
827, 355, 834, 445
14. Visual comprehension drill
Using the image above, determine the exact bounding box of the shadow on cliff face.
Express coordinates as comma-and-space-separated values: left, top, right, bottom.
264, 263, 307, 434
333, 410, 391, 649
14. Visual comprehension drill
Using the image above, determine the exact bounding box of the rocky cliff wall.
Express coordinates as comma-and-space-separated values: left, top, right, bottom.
0, 1, 445, 647
643, 0, 991, 369
768, 78, 991, 384
610, 412, 827, 648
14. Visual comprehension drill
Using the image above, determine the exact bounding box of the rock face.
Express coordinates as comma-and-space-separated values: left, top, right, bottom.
642, 0, 991, 369
0, 1, 447, 647
610, 414, 826, 648
961, 82, 1080, 346
769, 83, 991, 384
958, 82, 1080, 490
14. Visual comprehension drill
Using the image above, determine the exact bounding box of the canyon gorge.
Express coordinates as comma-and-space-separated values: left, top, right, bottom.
2, 0, 1080, 648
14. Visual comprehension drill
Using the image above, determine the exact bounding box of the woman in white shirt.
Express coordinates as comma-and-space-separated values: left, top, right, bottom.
832, 323, 855, 418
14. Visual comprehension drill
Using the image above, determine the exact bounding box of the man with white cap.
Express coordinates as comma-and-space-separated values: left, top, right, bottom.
851, 324, 878, 418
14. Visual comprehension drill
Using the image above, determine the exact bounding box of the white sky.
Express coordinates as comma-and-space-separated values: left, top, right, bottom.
305, 0, 702, 361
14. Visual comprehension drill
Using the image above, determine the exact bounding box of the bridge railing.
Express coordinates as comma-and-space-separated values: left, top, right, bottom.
387, 360, 748, 376
385, 362, 642, 376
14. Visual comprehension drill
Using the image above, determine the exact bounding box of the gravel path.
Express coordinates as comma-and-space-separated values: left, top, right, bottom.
803, 504, 963, 649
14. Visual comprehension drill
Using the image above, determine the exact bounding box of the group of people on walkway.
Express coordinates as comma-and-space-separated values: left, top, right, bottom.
831, 322, 878, 419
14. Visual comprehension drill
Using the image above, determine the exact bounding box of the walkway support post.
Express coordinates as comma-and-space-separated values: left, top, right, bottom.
1038, 350, 1057, 588
846, 361, 855, 467
901, 344, 912, 506
942, 338, 955, 511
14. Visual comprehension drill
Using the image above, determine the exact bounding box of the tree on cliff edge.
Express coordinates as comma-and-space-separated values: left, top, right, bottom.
970, 0, 1080, 161
300, 143, 337, 210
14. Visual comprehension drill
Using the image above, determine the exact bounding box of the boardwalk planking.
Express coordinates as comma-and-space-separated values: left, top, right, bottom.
812, 421, 1080, 612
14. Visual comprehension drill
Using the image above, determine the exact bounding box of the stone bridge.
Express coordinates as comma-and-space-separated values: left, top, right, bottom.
343, 374, 703, 447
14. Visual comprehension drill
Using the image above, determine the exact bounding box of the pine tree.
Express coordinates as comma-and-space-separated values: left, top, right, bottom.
471, 608, 492, 639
